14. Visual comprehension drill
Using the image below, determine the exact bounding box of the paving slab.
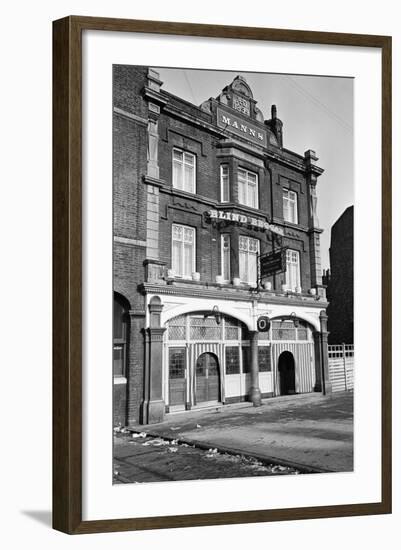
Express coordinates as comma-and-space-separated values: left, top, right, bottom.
129, 392, 353, 473
113, 434, 301, 483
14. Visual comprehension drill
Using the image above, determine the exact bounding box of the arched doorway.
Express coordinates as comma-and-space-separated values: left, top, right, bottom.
195, 352, 220, 404
113, 293, 130, 379
113, 292, 130, 427
278, 351, 296, 395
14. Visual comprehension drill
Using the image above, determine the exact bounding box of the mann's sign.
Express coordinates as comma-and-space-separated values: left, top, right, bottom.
217, 107, 267, 147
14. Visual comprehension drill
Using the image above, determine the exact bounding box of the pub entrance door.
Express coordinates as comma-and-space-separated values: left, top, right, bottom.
195, 352, 220, 404
278, 351, 296, 395
168, 347, 186, 406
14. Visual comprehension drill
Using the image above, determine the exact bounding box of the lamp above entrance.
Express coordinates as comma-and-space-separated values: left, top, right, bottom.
204, 305, 222, 325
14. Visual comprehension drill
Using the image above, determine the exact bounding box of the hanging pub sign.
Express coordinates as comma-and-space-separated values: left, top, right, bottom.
206, 209, 284, 236
259, 248, 288, 278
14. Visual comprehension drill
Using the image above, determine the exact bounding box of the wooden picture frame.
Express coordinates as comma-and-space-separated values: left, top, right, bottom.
53, 15, 392, 534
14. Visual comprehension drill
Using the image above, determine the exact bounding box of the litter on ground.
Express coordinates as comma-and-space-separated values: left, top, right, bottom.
205, 448, 219, 458
142, 438, 170, 447
114, 425, 129, 433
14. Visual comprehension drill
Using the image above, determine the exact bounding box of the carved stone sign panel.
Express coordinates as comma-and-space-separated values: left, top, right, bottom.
217, 107, 267, 147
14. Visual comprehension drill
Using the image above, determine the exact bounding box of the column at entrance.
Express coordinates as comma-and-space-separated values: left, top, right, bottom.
141, 296, 166, 424
146, 326, 166, 423
249, 330, 262, 407
313, 330, 323, 392
319, 310, 332, 395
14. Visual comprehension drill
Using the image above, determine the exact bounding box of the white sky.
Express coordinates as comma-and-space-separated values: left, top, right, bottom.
154, 67, 354, 270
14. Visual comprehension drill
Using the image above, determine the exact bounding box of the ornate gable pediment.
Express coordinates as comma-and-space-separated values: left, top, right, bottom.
216, 75, 264, 122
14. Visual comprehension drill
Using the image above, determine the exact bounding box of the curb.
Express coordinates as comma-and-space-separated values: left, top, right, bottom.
125, 428, 333, 475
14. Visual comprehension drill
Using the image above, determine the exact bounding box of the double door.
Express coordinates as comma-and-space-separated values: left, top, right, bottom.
168, 348, 221, 407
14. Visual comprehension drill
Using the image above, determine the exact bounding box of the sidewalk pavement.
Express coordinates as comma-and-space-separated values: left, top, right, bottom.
131, 391, 353, 473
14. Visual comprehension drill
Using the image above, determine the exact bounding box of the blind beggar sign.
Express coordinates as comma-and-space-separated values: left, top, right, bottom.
217, 107, 267, 147
206, 209, 285, 237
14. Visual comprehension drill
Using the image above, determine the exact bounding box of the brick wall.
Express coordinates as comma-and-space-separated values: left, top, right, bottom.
326, 206, 354, 344
112, 65, 324, 426
158, 115, 218, 200
156, 97, 313, 290
113, 66, 149, 426
113, 65, 148, 118
113, 383, 127, 427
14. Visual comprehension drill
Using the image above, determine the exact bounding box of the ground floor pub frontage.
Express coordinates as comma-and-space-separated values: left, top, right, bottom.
140, 285, 331, 424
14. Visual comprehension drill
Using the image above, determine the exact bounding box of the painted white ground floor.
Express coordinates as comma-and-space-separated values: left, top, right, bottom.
142, 287, 330, 421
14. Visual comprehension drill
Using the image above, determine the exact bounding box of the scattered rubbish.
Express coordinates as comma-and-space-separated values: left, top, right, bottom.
142, 438, 170, 447
196, 424, 202, 428
114, 425, 129, 433
269, 464, 296, 474
171, 439, 178, 446
131, 432, 147, 439
248, 464, 269, 472
170, 427, 181, 431
113, 470, 119, 476
168, 447, 178, 453
205, 448, 219, 458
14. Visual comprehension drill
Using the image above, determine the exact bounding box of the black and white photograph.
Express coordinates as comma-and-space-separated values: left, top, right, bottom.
0, 0, 396, 543
112, 65, 354, 484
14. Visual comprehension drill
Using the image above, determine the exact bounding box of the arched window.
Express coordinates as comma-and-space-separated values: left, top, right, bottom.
113, 293, 129, 378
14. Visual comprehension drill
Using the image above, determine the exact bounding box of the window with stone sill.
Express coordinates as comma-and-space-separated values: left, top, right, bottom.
283, 188, 298, 224
239, 235, 260, 286
172, 224, 196, 279
220, 164, 230, 202
285, 248, 301, 291
172, 148, 196, 194
238, 168, 258, 209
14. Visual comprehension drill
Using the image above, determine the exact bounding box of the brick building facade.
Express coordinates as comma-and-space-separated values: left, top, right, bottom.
113, 66, 331, 426
324, 206, 354, 344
